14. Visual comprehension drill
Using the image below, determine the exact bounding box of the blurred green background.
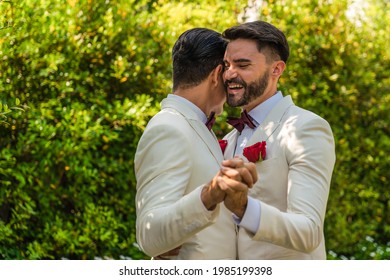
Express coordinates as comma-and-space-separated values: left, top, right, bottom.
0, 0, 389, 259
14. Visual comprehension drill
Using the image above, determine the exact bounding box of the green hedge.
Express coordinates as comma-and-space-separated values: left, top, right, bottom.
0, 0, 389, 259
0, 0, 169, 259
0, 0, 246, 259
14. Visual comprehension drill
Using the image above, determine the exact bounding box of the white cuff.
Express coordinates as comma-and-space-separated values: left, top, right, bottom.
232, 196, 261, 234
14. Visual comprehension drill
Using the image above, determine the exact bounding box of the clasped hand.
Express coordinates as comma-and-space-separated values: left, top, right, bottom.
202, 157, 258, 218
157, 157, 258, 260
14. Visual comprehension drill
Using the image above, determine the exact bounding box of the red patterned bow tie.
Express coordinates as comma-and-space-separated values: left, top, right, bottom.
205, 112, 216, 130
227, 110, 256, 133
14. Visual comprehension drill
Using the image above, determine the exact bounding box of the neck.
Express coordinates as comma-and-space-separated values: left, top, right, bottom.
173, 83, 211, 115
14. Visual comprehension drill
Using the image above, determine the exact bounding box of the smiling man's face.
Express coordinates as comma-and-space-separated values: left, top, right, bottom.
223, 38, 274, 111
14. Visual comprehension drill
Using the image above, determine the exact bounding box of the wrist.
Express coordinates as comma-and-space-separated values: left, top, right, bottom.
234, 200, 248, 219
201, 184, 217, 211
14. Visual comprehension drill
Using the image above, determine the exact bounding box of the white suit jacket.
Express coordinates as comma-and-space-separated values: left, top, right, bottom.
223, 95, 335, 259
135, 98, 237, 259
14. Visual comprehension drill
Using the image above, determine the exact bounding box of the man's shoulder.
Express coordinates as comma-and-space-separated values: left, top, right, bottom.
135, 109, 193, 156
288, 103, 328, 121
147, 107, 188, 128
139, 108, 203, 150
283, 104, 332, 133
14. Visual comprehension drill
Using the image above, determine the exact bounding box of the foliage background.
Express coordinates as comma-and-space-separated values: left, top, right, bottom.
0, 0, 389, 259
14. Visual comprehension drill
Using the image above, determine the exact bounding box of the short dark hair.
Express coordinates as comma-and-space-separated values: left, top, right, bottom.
222, 21, 289, 63
172, 28, 227, 91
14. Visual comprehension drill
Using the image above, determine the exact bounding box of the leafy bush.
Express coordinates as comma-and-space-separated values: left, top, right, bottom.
0, 0, 170, 259
1, 0, 388, 259
0, 0, 246, 259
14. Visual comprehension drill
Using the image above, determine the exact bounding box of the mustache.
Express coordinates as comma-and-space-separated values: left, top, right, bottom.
224, 78, 247, 88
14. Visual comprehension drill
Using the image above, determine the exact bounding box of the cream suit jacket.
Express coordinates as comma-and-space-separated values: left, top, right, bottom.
135, 98, 237, 259
223, 95, 336, 259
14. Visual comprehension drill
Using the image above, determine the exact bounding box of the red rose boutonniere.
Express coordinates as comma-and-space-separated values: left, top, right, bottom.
243, 141, 266, 163
218, 140, 228, 154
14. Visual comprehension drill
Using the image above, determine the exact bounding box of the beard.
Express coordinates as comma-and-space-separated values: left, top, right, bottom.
225, 71, 269, 108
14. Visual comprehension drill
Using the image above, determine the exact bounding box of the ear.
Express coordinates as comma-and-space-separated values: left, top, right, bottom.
271, 61, 286, 77
210, 64, 223, 87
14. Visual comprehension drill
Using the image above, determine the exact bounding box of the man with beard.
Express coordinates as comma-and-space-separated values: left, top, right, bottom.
220, 21, 336, 259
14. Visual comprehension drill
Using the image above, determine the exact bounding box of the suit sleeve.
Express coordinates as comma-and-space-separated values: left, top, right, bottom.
134, 122, 219, 257
253, 117, 336, 253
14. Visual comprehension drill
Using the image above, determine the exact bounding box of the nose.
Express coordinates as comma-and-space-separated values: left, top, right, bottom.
223, 66, 237, 81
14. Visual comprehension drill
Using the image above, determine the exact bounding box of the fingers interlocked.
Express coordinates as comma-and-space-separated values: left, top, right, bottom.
221, 157, 258, 188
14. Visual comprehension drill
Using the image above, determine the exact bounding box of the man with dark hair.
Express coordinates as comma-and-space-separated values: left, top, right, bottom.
135, 28, 257, 259
172, 28, 228, 91
221, 21, 336, 259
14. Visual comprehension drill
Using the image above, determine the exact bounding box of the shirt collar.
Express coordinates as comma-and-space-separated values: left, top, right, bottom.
167, 94, 208, 124
248, 91, 283, 126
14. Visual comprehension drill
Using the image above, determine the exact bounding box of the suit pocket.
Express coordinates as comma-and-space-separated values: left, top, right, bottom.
256, 157, 280, 171
249, 157, 288, 207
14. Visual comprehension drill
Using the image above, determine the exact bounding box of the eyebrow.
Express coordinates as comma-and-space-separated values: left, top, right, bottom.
224, 58, 252, 64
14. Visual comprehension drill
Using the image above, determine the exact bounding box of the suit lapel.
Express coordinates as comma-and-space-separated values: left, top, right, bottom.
223, 130, 239, 159
161, 98, 223, 165
247, 95, 294, 146
187, 119, 224, 164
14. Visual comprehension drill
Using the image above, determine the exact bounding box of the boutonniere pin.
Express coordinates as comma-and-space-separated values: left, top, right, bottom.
218, 140, 228, 154
243, 141, 266, 163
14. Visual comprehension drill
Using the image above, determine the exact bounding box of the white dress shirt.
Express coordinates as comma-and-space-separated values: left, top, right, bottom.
234, 91, 283, 233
